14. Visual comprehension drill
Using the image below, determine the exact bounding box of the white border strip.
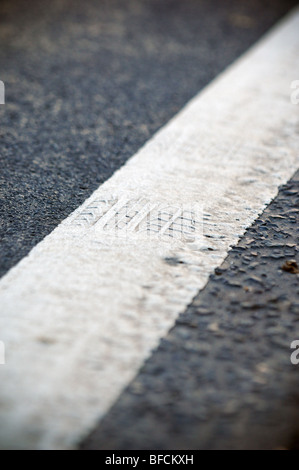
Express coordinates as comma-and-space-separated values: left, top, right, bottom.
0, 8, 299, 450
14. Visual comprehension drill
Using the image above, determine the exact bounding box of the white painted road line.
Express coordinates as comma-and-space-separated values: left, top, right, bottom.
0, 8, 299, 450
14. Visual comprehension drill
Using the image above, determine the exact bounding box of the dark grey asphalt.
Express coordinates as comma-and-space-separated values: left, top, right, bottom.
81, 172, 299, 450
0, 0, 298, 277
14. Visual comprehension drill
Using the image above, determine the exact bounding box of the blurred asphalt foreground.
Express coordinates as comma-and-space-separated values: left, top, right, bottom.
0, 0, 299, 451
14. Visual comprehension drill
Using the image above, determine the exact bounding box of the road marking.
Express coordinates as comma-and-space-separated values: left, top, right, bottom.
0, 8, 299, 450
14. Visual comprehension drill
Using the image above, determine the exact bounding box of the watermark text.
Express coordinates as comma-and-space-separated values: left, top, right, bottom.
0, 80, 4, 104
290, 340, 299, 365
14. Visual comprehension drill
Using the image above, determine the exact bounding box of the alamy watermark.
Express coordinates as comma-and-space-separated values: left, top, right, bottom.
290, 340, 299, 365
0, 341, 5, 365
290, 80, 299, 105
0, 80, 4, 104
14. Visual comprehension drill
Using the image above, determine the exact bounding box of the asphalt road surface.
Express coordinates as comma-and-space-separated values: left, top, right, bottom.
82, 172, 299, 450
0, 0, 297, 277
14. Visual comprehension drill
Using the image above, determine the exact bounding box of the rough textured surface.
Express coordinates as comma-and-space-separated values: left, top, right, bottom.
0, 10, 298, 449
81, 172, 299, 451
0, 0, 298, 277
